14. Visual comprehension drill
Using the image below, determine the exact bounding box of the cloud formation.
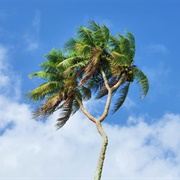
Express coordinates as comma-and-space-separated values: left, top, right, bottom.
1, 44, 180, 179
23, 10, 41, 52
1, 97, 180, 179
147, 44, 168, 55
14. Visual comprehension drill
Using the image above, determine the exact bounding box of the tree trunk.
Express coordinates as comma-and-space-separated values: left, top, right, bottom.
94, 120, 108, 180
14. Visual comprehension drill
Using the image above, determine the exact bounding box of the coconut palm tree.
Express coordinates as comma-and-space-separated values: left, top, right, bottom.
27, 21, 149, 180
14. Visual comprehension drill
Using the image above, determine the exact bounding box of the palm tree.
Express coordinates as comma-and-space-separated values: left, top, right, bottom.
27, 21, 149, 180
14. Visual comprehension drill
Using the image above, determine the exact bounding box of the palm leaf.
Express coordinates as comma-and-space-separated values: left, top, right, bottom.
134, 68, 149, 98
109, 35, 121, 53
96, 77, 118, 99
64, 38, 78, 52
29, 71, 54, 80
101, 24, 109, 47
86, 74, 105, 93
71, 99, 80, 115
32, 93, 63, 119
57, 56, 79, 69
75, 43, 91, 55
125, 31, 135, 62
80, 86, 91, 101
28, 81, 62, 101
77, 26, 94, 46
111, 82, 130, 114
56, 100, 73, 129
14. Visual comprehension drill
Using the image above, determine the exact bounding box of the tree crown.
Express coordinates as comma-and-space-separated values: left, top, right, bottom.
27, 21, 149, 128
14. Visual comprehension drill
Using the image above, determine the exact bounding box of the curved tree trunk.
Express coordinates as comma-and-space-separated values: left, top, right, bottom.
94, 120, 108, 180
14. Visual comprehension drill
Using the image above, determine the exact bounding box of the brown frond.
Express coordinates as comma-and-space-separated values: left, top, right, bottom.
79, 61, 99, 86
33, 93, 62, 119
79, 47, 103, 86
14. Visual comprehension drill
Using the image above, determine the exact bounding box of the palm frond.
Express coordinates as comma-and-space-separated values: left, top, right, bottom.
79, 61, 99, 86
29, 71, 53, 80
111, 82, 130, 114
109, 35, 121, 53
117, 34, 132, 63
101, 24, 109, 47
57, 56, 80, 69
64, 38, 78, 52
71, 99, 80, 115
80, 86, 91, 101
134, 68, 149, 98
77, 26, 94, 46
75, 43, 91, 55
28, 81, 62, 101
32, 93, 62, 119
96, 77, 118, 99
86, 74, 105, 93
45, 49, 64, 63
125, 31, 135, 62
56, 100, 73, 129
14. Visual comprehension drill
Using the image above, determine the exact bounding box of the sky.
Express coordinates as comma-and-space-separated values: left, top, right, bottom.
0, 0, 180, 179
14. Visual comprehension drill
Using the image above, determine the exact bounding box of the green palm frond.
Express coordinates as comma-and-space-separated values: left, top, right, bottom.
71, 99, 80, 115
57, 56, 80, 69
134, 68, 149, 98
75, 43, 91, 55
88, 20, 100, 32
109, 35, 121, 53
101, 24, 110, 47
28, 21, 149, 130
63, 60, 87, 76
88, 21, 109, 48
86, 74, 105, 93
29, 71, 54, 80
28, 81, 62, 101
77, 26, 94, 46
117, 34, 132, 63
96, 77, 118, 99
64, 38, 78, 52
125, 31, 135, 62
111, 82, 130, 114
111, 51, 127, 66
80, 86, 91, 101
45, 49, 64, 63
56, 100, 73, 129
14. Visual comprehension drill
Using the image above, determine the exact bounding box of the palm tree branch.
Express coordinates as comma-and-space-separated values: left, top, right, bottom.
111, 82, 130, 114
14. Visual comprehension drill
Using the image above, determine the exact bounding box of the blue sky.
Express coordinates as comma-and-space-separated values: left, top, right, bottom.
0, 0, 180, 179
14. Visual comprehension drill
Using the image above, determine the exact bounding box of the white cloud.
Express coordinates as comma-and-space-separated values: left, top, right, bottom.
1, 46, 180, 179
0, 46, 10, 89
147, 44, 168, 55
0, 45, 21, 99
0, 98, 180, 179
23, 10, 41, 52
0, 45, 8, 71
24, 35, 39, 51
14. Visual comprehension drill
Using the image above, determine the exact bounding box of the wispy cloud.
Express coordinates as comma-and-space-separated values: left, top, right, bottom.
0, 46, 10, 88
123, 96, 136, 110
32, 10, 41, 34
24, 35, 39, 51
147, 44, 168, 55
23, 10, 41, 52
0, 45, 21, 99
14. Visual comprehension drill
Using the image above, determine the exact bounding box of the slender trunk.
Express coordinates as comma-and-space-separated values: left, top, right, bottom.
94, 120, 108, 180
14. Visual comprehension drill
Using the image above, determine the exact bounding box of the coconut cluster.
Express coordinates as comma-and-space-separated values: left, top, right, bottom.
121, 65, 135, 82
